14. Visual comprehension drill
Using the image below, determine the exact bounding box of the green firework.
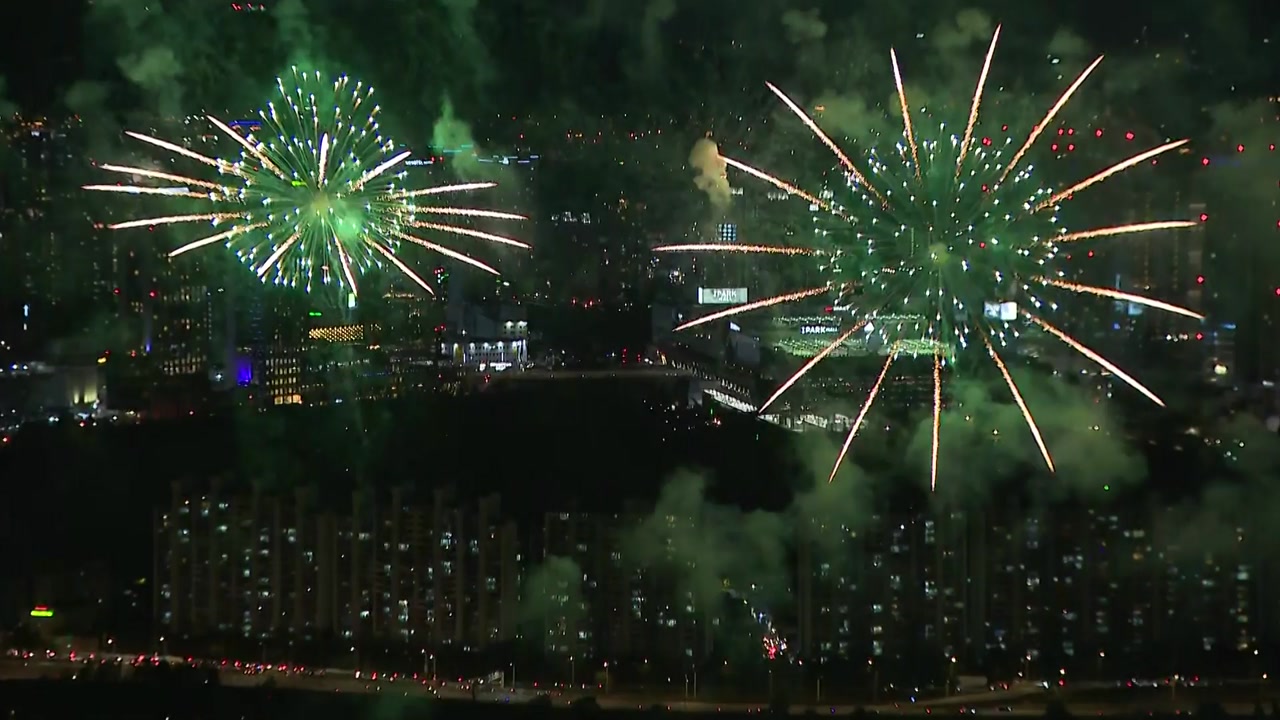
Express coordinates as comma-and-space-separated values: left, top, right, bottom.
88, 68, 528, 301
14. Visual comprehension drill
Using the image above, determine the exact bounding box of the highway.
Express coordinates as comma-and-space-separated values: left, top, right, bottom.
0, 658, 1270, 716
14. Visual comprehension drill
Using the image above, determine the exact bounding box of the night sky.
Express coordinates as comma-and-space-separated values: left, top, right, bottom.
3, 0, 1280, 123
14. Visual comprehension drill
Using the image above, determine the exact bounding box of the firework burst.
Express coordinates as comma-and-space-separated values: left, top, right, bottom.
87, 68, 528, 299
656, 27, 1201, 489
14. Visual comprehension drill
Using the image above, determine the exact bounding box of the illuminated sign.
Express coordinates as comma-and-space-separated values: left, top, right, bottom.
983, 301, 1018, 321
698, 287, 748, 305
30, 606, 53, 618
800, 325, 838, 335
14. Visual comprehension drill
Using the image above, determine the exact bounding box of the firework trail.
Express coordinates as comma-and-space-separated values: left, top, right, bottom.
1043, 278, 1204, 320
672, 286, 830, 332
985, 335, 1055, 472
659, 27, 1198, 488
930, 353, 942, 491
760, 320, 869, 413
1055, 220, 1197, 244
957, 26, 1001, 173
88, 68, 528, 299
828, 347, 897, 484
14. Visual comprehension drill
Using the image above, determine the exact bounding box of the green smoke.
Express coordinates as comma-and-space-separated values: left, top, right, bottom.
519, 556, 588, 650
431, 95, 484, 178
788, 432, 877, 572
438, 0, 495, 89
272, 0, 315, 62
85, 0, 184, 115
1153, 414, 1280, 563
906, 374, 1144, 505
625, 470, 791, 610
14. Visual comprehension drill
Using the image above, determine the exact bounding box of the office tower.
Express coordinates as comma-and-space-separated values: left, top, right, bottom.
0, 117, 114, 354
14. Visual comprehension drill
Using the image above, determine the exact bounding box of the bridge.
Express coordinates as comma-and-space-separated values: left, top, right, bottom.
475, 366, 694, 391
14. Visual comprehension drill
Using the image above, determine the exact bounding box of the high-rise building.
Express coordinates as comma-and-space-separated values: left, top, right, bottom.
536, 511, 658, 663
153, 484, 1279, 680
0, 117, 114, 355
151, 256, 212, 377
153, 484, 519, 651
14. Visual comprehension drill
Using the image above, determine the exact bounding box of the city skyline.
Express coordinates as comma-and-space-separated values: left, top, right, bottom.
4, 2, 1280, 711
146, 479, 1280, 686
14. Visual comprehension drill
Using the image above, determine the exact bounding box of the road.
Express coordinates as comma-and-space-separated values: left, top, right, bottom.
477, 367, 693, 391
0, 658, 1270, 716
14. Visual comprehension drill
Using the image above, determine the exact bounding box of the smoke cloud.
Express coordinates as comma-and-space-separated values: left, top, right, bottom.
906, 375, 1144, 505
579, 0, 678, 85
63, 81, 109, 116
625, 440, 883, 620
929, 9, 994, 57
1200, 99, 1280, 318
780, 9, 827, 45
519, 555, 588, 646
639, 0, 678, 81
431, 96, 484, 178
439, 0, 495, 90
86, 0, 184, 116
1153, 414, 1280, 561
688, 137, 733, 210
810, 93, 889, 144
272, 0, 315, 62
787, 433, 877, 572
1046, 29, 1091, 65
625, 471, 790, 609
118, 47, 183, 113
881, 9, 996, 118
